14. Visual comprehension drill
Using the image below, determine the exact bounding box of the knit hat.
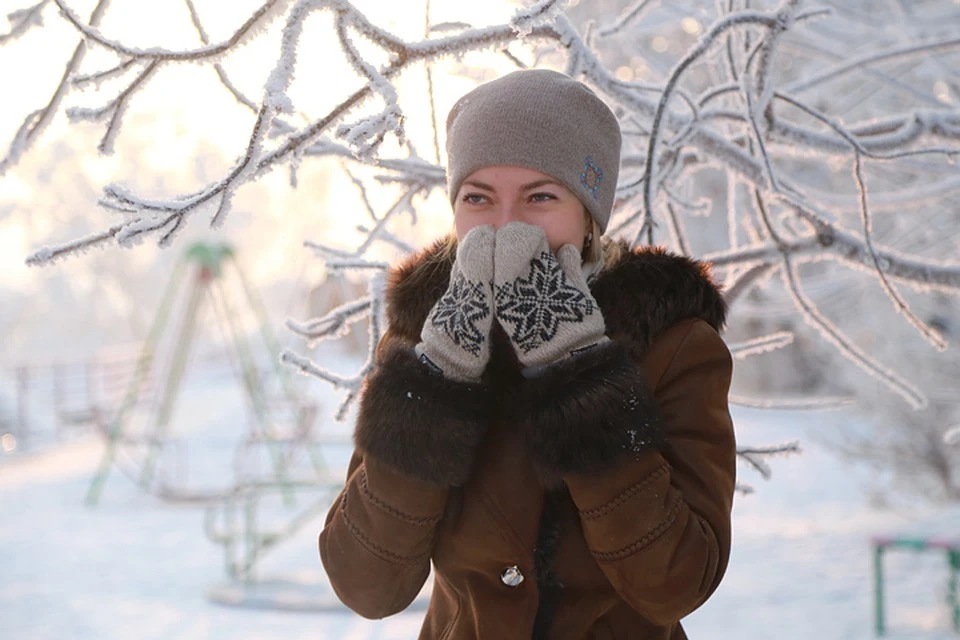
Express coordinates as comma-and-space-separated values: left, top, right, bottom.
445, 69, 622, 233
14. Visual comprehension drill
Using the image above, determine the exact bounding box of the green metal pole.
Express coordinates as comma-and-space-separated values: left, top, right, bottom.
139, 269, 206, 489
233, 259, 299, 400
234, 257, 331, 479
86, 258, 187, 506
949, 549, 959, 633
211, 277, 294, 504
875, 544, 885, 637
243, 488, 258, 584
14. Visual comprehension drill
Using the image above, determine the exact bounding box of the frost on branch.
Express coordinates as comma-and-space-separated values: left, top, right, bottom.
6, 0, 960, 489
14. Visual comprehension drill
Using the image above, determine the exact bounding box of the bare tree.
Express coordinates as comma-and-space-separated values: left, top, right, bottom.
5, 0, 960, 491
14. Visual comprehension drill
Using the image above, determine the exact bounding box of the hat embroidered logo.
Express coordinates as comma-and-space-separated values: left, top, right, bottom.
580, 156, 603, 200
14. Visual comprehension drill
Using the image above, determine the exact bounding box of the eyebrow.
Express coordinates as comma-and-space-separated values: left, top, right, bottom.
462, 179, 562, 192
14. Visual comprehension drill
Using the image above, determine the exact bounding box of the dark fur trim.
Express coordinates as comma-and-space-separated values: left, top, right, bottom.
354, 342, 490, 487
519, 340, 665, 486
384, 238, 726, 352
384, 238, 454, 344
591, 241, 727, 351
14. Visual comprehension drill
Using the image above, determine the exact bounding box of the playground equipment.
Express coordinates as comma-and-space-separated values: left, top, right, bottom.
202, 474, 432, 612
70, 241, 384, 609
0, 346, 149, 454
872, 535, 960, 636
84, 242, 330, 506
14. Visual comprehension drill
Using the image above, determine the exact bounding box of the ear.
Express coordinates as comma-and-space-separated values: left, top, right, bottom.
581, 207, 597, 261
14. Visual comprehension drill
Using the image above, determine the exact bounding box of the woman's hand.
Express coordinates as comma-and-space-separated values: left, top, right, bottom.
416, 225, 496, 381
493, 222, 608, 372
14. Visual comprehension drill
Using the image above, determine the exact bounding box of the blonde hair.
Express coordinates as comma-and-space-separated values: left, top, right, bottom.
583, 208, 625, 267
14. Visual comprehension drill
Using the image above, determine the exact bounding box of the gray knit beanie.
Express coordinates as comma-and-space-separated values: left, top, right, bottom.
445, 69, 622, 233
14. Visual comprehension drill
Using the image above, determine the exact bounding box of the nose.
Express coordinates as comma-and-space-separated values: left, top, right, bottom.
492, 204, 521, 229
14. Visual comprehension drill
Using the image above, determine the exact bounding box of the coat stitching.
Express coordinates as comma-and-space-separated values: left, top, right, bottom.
590, 492, 683, 561
339, 495, 431, 566
358, 468, 443, 527
577, 464, 670, 520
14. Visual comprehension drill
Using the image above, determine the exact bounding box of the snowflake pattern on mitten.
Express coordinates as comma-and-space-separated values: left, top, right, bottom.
495, 251, 597, 354
428, 271, 490, 357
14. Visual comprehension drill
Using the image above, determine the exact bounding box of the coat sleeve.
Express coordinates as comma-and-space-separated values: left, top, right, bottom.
519, 318, 736, 626
319, 332, 491, 619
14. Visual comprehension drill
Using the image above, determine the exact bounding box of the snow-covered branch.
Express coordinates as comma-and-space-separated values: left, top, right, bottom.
0, 1, 49, 46
51, 0, 291, 62
0, 0, 110, 177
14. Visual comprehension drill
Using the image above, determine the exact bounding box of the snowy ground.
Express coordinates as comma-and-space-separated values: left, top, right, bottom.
2, 363, 959, 640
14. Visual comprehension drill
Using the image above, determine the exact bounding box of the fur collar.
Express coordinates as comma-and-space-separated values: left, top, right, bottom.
384, 238, 727, 352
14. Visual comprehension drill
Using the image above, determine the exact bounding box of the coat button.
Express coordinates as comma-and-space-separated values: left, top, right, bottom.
500, 565, 524, 587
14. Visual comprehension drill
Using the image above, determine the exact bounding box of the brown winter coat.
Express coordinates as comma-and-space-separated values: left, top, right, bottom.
319, 239, 737, 639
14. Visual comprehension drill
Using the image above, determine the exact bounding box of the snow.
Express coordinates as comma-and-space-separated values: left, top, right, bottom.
3, 366, 959, 639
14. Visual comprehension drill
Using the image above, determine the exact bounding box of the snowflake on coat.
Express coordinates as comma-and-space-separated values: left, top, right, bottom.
427, 271, 490, 357
496, 251, 597, 353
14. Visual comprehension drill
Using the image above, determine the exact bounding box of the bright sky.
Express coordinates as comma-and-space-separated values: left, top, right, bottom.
0, 0, 526, 292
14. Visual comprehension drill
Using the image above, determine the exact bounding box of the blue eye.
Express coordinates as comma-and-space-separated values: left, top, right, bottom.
530, 192, 557, 203
461, 193, 488, 205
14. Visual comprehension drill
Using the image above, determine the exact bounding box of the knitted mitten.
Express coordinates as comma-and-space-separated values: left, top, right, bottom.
493, 222, 608, 372
416, 225, 496, 381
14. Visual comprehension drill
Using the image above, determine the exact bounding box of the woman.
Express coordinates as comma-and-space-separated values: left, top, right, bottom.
319, 69, 736, 640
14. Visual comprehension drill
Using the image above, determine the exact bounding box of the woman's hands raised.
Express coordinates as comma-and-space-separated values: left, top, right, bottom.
493, 222, 608, 373
416, 222, 608, 381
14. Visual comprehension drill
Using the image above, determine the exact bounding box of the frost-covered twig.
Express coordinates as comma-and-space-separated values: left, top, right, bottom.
635, 3, 832, 245
283, 271, 385, 420
786, 33, 960, 94
67, 60, 159, 154
663, 202, 691, 256
280, 349, 362, 390
286, 296, 372, 342
642, 9, 782, 245
738, 441, 801, 480
512, 0, 566, 36
731, 395, 855, 410
851, 154, 947, 351
303, 186, 421, 261
0, 1, 50, 46
24, 223, 125, 266
721, 262, 778, 307
781, 253, 928, 409
733, 63, 955, 353
598, 0, 656, 37
772, 93, 960, 159
183, 0, 258, 112
945, 426, 960, 446
773, 193, 960, 293
334, 14, 404, 157
729, 331, 794, 359
324, 259, 391, 272
0, 0, 110, 177
749, 0, 803, 129
71, 57, 139, 88
51, 0, 291, 62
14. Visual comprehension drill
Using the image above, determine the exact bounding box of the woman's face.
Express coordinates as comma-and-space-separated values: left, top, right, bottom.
454, 166, 588, 253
